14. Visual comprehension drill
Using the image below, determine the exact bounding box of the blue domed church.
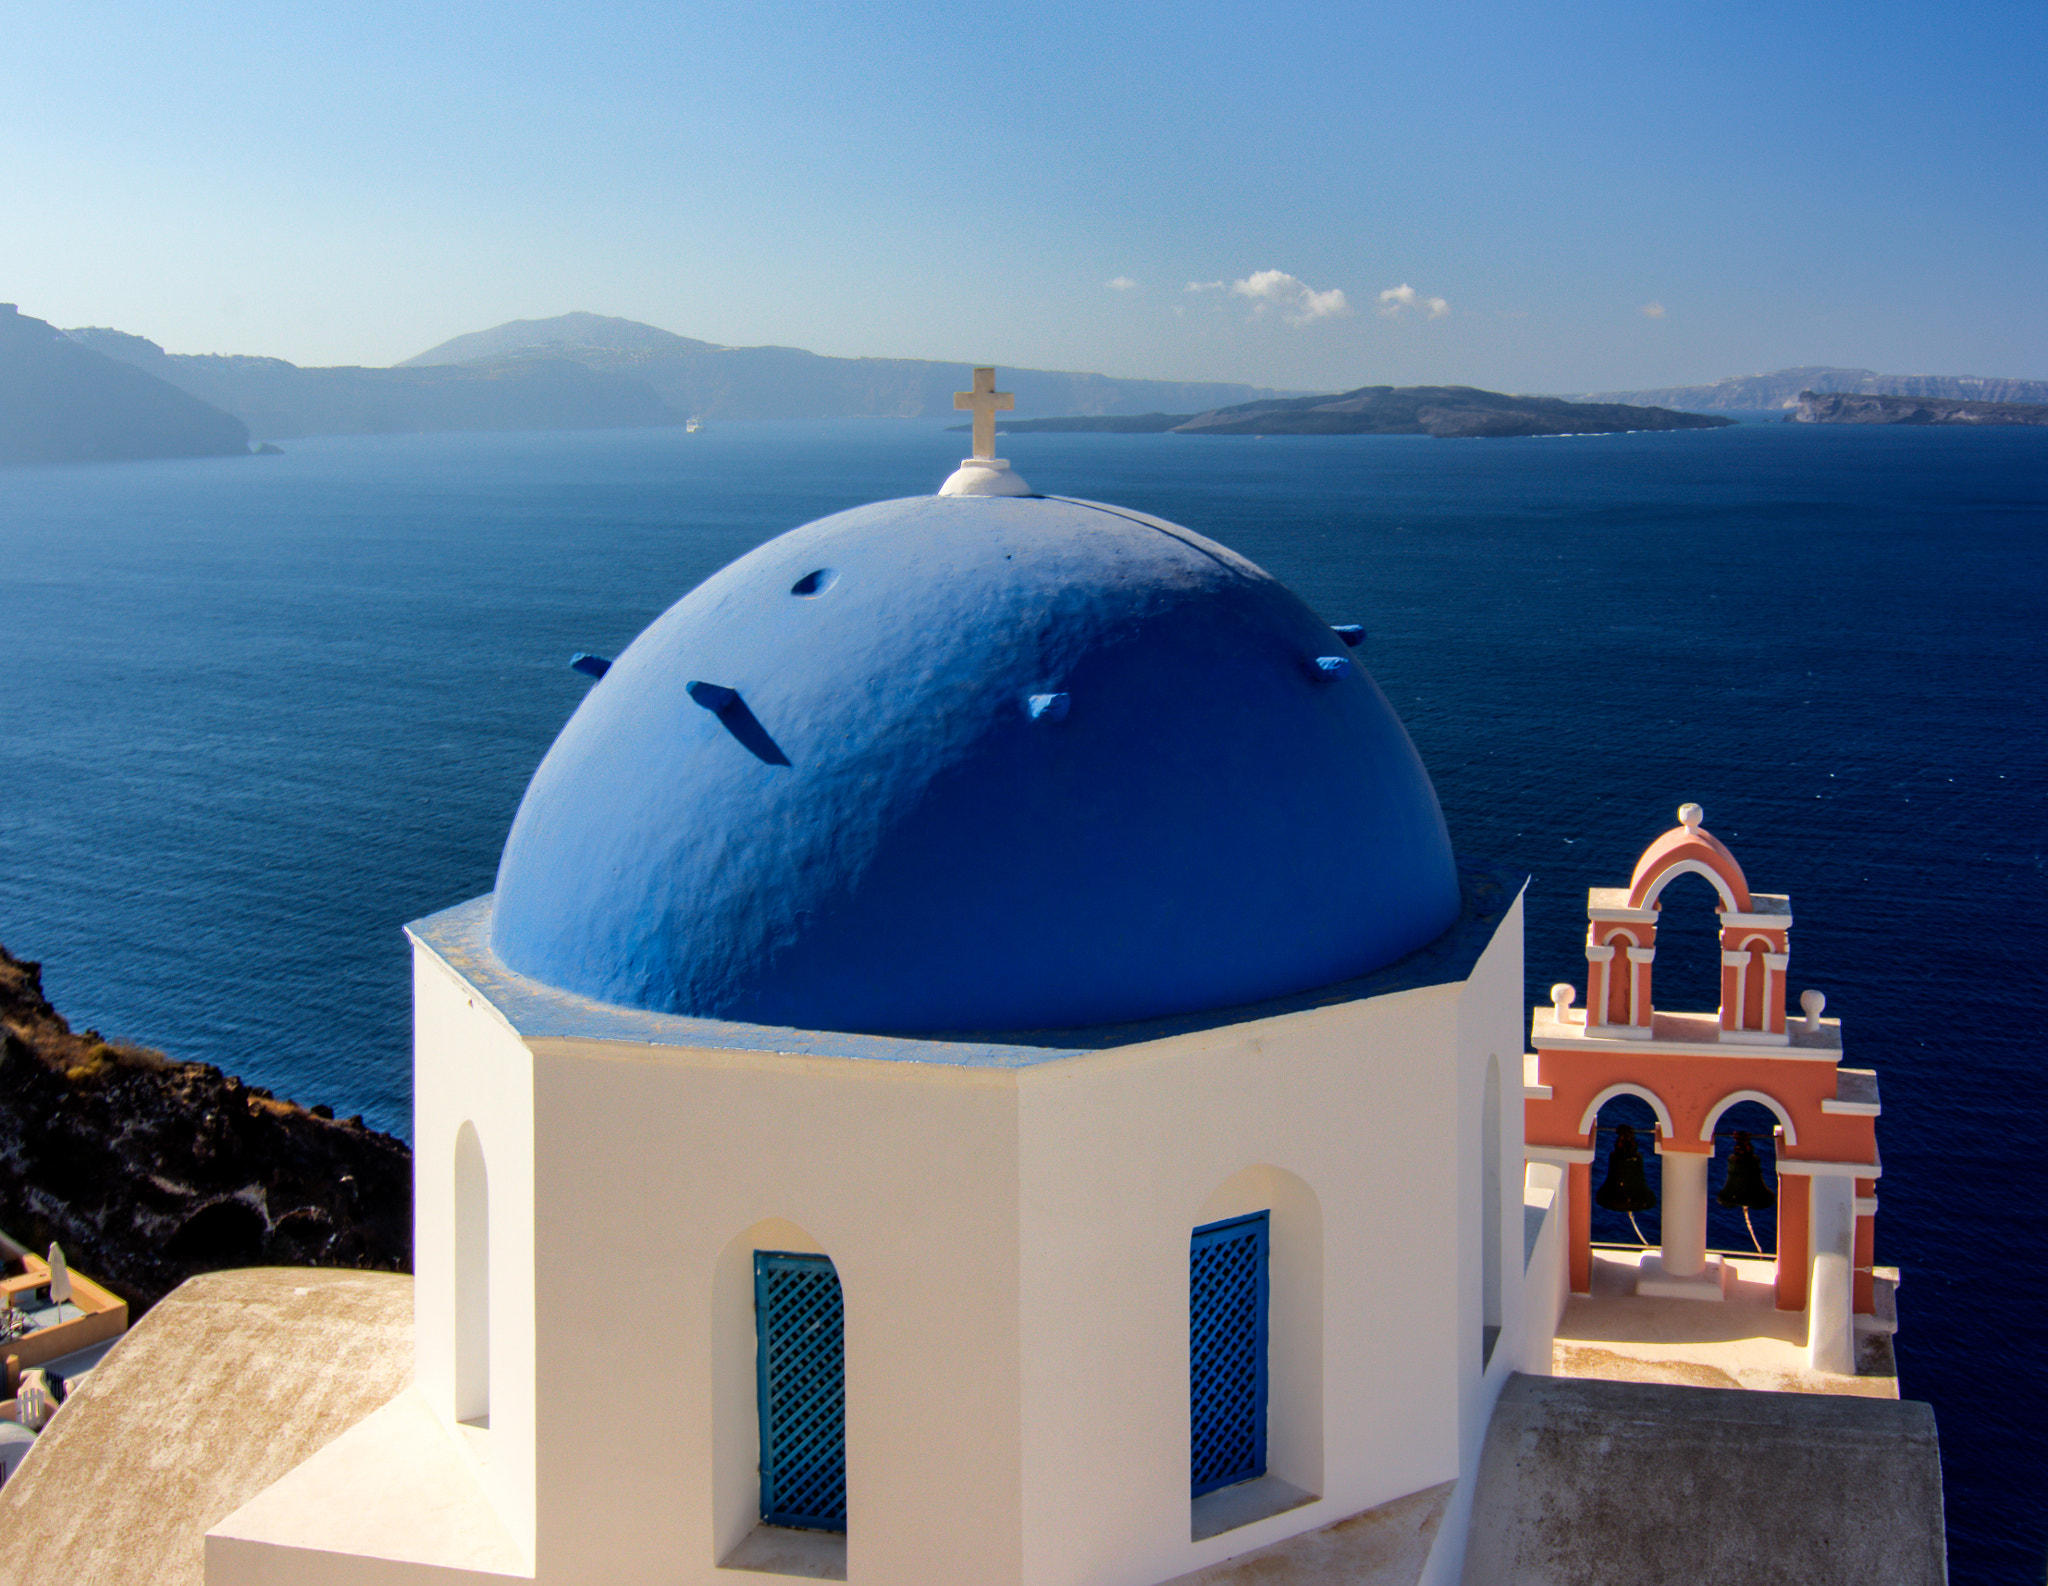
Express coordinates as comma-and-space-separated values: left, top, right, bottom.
205, 376, 1533, 1586
491, 485, 1460, 1032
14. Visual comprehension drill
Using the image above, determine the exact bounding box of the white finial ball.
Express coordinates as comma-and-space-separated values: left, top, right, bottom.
1551, 983, 1577, 1014
1800, 988, 1826, 1029
1679, 802, 1703, 830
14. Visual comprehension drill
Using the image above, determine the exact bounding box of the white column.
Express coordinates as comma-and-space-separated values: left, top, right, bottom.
1808, 1175, 1857, 1374
1658, 1149, 1710, 1279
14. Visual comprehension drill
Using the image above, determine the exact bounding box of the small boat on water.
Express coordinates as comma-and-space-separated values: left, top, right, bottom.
686, 415, 703, 433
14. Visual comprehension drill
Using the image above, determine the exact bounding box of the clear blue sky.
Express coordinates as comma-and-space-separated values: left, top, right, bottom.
7, 0, 2044, 392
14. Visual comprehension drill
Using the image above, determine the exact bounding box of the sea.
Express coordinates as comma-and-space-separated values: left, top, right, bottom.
2, 418, 2044, 1581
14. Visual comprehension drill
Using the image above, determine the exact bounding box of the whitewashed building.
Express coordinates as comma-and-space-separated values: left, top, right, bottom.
203, 379, 1544, 1585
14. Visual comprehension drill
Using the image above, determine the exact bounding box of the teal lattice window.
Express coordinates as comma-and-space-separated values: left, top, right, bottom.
755, 1251, 847, 1531
1189, 1211, 1269, 1497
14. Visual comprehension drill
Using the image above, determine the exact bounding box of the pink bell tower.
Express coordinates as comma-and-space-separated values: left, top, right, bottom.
1524, 805, 1887, 1374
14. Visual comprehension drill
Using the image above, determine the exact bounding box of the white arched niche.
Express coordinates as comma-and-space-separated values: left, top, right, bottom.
453, 1121, 490, 1428
1191, 1164, 1324, 1527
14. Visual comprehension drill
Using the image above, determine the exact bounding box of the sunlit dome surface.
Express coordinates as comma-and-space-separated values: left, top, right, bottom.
490, 492, 1459, 1034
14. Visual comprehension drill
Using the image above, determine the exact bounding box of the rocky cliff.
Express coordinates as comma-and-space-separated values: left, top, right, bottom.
0, 945, 410, 1313
1791, 390, 2048, 426
1, 305, 250, 465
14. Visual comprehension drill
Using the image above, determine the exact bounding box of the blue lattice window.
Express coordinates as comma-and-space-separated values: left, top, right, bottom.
1190, 1211, 1269, 1497
755, 1251, 847, 1532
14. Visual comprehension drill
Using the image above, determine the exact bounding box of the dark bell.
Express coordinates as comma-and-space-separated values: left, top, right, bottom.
1595, 1122, 1658, 1213
1716, 1129, 1777, 1209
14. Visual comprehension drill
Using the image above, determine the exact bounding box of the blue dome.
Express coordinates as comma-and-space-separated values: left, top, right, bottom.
491, 494, 1458, 1033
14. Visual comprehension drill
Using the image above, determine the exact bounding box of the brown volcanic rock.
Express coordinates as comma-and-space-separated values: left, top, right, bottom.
0, 945, 409, 1312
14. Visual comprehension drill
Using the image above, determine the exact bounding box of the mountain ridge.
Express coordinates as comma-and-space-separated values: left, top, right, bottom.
398, 311, 720, 367
42, 307, 2045, 445
70, 312, 1275, 440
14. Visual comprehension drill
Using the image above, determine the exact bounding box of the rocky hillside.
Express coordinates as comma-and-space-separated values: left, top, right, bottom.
1, 305, 250, 465
1791, 390, 2048, 426
0, 945, 410, 1312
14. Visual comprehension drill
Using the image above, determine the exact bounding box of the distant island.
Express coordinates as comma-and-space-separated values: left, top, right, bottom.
0, 304, 250, 465
1792, 390, 2048, 427
958, 386, 1733, 440
61, 311, 1276, 442
1581, 366, 2048, 413
967, 412, 1193, 433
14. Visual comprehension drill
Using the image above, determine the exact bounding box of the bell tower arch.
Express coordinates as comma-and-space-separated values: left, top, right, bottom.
1523, 804, 1884, 1377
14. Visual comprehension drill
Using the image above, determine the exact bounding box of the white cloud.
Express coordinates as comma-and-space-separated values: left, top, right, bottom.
1640, 301, 1666, 318
1230, 269, 1352, 326
1185, 280, 1226, 293
1378, 283, 1450, 320
1106, 276, 1139, 292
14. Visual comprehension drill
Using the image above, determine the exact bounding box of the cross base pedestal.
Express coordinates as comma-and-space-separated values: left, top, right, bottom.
939, 458, 1033, 497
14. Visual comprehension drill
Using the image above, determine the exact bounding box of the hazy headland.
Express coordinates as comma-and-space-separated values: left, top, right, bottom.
8, 303, 2048, 462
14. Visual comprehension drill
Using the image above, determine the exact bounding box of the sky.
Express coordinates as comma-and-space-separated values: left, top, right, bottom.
6, 0, 2045, 394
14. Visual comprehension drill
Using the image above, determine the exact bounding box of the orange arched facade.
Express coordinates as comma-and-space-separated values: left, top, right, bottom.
1525, 805, 1882, 1321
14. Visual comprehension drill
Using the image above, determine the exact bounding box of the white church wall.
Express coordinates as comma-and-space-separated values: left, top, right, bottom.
412, 946, 539, 1567
395, 891, 1520, 1586
1012, 976, 1475, 1586
1518, 1162, 1568, 1375
523, 1036, 1026, 1586
1425, 889, 1527, 1586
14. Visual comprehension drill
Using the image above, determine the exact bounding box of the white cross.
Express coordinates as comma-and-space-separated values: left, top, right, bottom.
954, 367, 1015, 460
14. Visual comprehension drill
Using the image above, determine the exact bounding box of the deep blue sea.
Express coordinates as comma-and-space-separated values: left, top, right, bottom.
3, 420, 2044, 1580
